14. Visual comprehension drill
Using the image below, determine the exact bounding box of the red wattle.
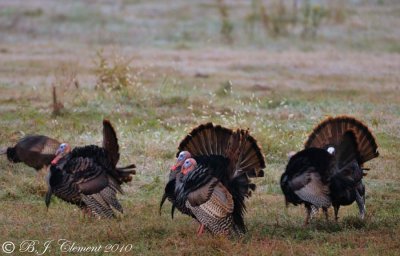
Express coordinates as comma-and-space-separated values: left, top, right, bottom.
51, 156, 60, 165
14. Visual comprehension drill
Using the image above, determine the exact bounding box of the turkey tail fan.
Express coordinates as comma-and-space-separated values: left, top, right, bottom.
115, 164, 136, 183
226, 128, 265, 177
335, 131, 359, 169
177, 123, 265, 177
234, 129, 265, 177
177, 123, 233, 157
103, 119, 120, 167
305, 116, 379, 164
117, 163, 136, 173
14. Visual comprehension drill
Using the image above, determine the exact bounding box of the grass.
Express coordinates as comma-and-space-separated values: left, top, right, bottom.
0, 0, 400, 255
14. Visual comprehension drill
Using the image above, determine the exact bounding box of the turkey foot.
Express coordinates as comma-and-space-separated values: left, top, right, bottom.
197, 224, 205, 235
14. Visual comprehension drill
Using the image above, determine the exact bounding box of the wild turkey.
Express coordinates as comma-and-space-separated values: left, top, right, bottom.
160, 151, 197, 220
281, 116, 379, 224
0, 135, 60, 171
45, 120, 136, 218
161, 123, 265, 236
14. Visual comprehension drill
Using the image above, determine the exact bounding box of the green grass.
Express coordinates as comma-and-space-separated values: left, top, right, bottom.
0, 0, 400, 255
1, 75, 399, 254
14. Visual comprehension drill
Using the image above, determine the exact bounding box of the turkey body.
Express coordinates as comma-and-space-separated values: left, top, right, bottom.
1, 135, 60, 171
280, 148, 333, 209
161, 166, 195, 219
46, 120, 135, 218
281, 116, 379, 223
48, 145, 126, 218
175, 155, 249, 235
161, 123, 265, 236
329, 160, 366, 219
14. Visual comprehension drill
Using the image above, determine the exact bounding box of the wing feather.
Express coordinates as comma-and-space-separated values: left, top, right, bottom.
102, 119, 120, 167
292, 171, 331, 208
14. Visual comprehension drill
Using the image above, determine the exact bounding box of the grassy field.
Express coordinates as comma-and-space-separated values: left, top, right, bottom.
0, 0, 399, 255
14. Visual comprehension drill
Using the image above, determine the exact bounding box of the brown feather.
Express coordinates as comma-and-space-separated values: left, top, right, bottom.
292, 171, 331, 208
305, 116, 379, 164
187, 177, 219, 206
9, 135, 60, 170
177, 123, 265, 178
102, 119, 120, 167
198, 182, 234, 218
177, 123, 232, 157
77, 171, 109, 195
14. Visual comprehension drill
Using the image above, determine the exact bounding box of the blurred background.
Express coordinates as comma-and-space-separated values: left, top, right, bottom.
1, 0, 399, 50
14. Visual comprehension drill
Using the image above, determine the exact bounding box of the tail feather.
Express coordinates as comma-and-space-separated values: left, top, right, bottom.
177, 123, 233, 157
216, 125, 231, 155
233, 129, 265, 177
180, 124, 202, 155
178, 123, 265, 178
117, 163, 136, 172
335, 131, 358, 169
226, 130, 242, 172
103, 119, 120, 167
238, 134, 265, 177
115, 164, 136, 183
305, 116, 379, 164
204, 125, 213, 155
228, 173, 257, 234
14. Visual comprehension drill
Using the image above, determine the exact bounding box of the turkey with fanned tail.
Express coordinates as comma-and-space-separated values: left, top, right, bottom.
45, 120, 136, 218
160, 123, 265, 236
281, 116, 379, 225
